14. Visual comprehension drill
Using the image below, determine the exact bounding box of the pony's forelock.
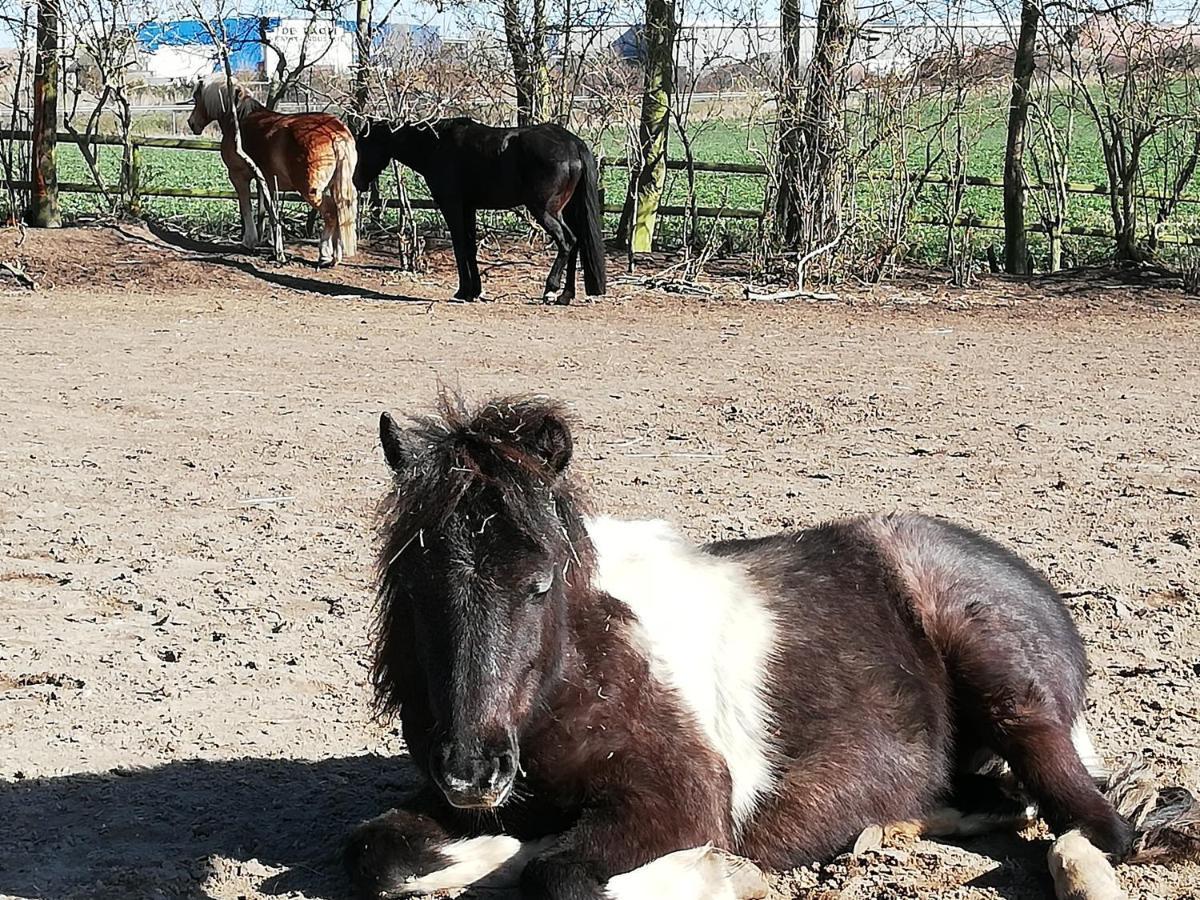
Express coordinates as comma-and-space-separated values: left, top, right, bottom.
369, 393, 592, 717
195, 74, 258, 121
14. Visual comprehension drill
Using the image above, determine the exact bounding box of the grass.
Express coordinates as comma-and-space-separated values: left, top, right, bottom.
16, 89, 1200, 269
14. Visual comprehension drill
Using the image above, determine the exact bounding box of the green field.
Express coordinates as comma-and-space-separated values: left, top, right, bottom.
21, 95, 1200, 269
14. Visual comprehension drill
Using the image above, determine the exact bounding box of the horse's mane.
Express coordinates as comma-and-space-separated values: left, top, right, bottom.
197, 74, 261, 121
371, 393, 591, 716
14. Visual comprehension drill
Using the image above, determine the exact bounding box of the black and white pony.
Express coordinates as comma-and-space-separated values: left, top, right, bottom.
346, 396, 1198, 899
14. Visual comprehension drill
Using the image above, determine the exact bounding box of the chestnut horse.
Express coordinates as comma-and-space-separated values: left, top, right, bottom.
346, 396, 1198, 900
187, 75, 357, 267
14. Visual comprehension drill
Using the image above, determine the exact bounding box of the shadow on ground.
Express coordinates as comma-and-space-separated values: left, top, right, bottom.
0, 754, 420, 900
128, 222, 430, 303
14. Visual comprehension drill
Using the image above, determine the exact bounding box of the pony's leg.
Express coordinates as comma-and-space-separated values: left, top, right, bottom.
528, 207, 574, 302
235, 177, 259, 249
1047, 830, 1127, 900
345, 804, 553, 897
561, 245, 579, 303
348, 809, 764, 900
439, 200, 476, 301
464, 208, 485, 299
317, 193, 337, 267
957, 662, 1131, 855
604, 847, 768, 900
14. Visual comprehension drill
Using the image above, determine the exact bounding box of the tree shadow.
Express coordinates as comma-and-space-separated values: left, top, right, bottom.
130, 222, 431, 303
0, 753, 421, 900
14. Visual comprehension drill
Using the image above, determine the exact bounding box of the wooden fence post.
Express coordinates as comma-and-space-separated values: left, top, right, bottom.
127, 142, 142, 216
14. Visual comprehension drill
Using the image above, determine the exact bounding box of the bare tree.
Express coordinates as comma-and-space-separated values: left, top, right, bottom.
1003, 0, 1040, 274
59, 0, 152, 213
774, 0, 855, 282
352, 0, 372, 116
1063, 3, 1196, 262
26, 0, 59, 227
2, 1, 35, 222
501, 0, 550, 124
258, 1, 344, 110
617, 0, 678, 254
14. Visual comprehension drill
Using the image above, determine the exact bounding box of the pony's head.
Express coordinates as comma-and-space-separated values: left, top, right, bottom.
352, 119, 393, 191
353, 119, 439, 190
373, 395, 589, 809
187, 75, 254, 134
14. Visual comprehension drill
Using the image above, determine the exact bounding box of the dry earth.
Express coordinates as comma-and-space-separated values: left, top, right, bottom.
1, 225, 1198, 900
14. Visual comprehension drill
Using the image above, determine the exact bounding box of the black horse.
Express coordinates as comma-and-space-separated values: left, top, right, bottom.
354, 118, 606, 304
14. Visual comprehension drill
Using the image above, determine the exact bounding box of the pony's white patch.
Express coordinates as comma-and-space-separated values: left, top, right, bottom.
587, 517, 777, 831
1071, 716, 1107, 780
604, 846, 763, 900
403, 834, 552, 893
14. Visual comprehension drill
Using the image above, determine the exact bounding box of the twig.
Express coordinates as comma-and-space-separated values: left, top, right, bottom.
744, 285, 839, 302
0, 259, 35, 288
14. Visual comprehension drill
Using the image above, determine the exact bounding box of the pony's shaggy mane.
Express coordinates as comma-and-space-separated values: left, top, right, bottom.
370, 394, 591, 717
195, 74, 261, 121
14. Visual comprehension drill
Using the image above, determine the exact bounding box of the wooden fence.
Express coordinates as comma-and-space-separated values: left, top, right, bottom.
2, 128, 1199, 247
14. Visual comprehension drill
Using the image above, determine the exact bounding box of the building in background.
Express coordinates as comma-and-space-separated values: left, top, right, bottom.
133, 17, 440, 84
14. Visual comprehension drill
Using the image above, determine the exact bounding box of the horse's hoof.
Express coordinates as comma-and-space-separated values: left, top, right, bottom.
316, 258, 335, 269
554, 295, 573, 306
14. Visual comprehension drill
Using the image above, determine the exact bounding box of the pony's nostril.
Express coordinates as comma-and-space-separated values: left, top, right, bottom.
489, 751, 517, 789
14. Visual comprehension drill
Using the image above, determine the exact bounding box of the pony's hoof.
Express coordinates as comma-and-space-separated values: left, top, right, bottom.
554, 294, 574, 306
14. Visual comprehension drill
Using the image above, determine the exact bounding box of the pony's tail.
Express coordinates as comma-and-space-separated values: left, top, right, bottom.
332, 136, 358, 260
567, 143, 606, 296
1105, 758, 1200, 865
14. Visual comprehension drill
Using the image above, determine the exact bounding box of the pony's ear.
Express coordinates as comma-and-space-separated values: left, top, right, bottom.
530, 411, 572, 475
379, 411, 411, 472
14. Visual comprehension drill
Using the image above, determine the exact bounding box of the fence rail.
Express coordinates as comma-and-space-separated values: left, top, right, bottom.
2, 129, 1199, 247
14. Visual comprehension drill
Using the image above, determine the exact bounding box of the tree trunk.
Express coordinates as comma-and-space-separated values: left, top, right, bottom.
26, 0, 60, 228
1003, 0, 1039, 275
774, 0, 853, 259
353, 0, 372, 117
502, 0, 550, 125
617, 0, 677, 253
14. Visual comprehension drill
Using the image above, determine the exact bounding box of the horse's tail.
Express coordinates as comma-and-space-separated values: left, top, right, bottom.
567, 143, 606, 296
1103, 758, 1200, 865
332, 134, 358, 259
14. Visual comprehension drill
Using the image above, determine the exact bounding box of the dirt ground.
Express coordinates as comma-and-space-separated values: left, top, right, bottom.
1, 225, 1198, 900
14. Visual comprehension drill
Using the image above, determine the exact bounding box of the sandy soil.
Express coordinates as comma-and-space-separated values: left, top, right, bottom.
1, 225, 1198, 900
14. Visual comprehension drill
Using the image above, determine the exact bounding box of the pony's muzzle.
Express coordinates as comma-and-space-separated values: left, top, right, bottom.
431, 738, 518, 809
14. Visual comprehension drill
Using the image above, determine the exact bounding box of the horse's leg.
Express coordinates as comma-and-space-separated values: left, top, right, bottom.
464, 208, 485, 300
234, 175, 258, 250
317, 193, 337, 267
528, 206, 574, 303
439, 200, 475, 301
562, 244, 580, 304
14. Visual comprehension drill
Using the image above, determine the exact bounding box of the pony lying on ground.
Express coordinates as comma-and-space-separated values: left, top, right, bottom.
187, 75, 357, 267
352, 118, 606, 304
346, 396, 1198, 899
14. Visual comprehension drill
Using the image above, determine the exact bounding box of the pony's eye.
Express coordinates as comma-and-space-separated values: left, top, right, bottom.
529, 577, 553, 600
